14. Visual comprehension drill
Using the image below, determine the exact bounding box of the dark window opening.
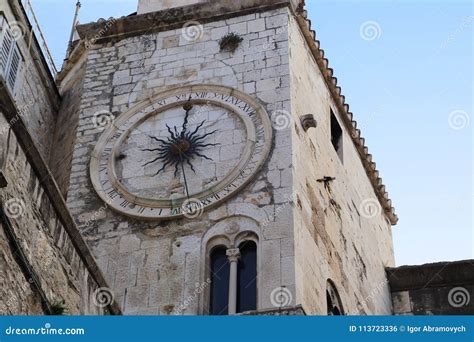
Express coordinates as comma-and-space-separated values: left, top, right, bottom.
237, 241, 257, 313
330, 110, 343, 162
209, 246, 230, 315
327, 290, 341, 315
326, 280, 344, 315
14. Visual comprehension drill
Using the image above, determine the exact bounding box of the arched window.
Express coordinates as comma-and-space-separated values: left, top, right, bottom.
326, 280, 344, 315
237, 241, 257, 313
209, 246, 230, 315
208, 240, 257, 315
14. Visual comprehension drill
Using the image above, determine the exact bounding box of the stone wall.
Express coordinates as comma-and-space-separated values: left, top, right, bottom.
66, 7, 295, 315
0, 113, 116, 315
51, 55, 87, 197
0, 0, 119, 315
388, 260, 474, 315
0, 0, 60, 162
137, 0, 207, 14
288, 15, 395, 315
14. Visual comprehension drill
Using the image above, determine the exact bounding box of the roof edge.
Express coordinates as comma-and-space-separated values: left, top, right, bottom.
295, 5, 398, 225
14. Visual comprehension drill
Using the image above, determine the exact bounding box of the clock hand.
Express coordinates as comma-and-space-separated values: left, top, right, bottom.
179, 153, 191, 201
180, 100, 193, 137
143, 101, 219, 177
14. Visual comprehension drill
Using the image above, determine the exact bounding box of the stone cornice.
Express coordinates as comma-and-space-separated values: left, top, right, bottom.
239, 305, 306, 315
75, 0, 298, 44
60, 1, 298, 80
0, 81, 122, 315
387, 260, 474, 291
295, 4, 398, 225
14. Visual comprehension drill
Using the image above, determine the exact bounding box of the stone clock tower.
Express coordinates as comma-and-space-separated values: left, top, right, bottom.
57, 0, 397, 315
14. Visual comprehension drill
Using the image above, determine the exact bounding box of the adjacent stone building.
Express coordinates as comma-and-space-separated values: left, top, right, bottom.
0, 0, 120, 315
0, 0, 471, 316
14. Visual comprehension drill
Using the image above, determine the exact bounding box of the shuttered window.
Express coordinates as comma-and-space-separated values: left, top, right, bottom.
0, 15, 22, 93
7, 45, 21, 90
0, 19, 13, 75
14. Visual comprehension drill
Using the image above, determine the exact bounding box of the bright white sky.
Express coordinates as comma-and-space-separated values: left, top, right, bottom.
30, 0, 473, 266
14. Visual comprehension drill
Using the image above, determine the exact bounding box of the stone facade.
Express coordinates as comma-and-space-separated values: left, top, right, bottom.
0, 0, 119, 315
287, 14, 395, 315
66, 5, 294, 315
62, 0, 396, 316
0, 114, 114, 315
3, 0, 469, 317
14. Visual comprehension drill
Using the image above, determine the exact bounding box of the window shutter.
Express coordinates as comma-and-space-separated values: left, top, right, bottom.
0, 27, 13, 76
7, 44, 21, 92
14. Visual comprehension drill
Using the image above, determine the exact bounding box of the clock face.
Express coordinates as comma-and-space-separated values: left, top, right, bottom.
90, 85, 273, 220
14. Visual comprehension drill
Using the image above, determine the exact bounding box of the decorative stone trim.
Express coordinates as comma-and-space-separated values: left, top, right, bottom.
73, 0, 298, 47
239, 305, 306, 316
300, 114, 317, 131
89, 84, 273, 221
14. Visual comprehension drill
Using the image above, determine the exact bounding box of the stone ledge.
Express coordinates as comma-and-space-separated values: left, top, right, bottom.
387, 259, 474, 291
238, 305, 306, 315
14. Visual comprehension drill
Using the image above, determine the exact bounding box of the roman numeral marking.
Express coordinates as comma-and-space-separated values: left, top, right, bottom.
120, 199, 131, 208
107, 189, 119, 200
194, 92, 208, 98
171, 207, 181, 215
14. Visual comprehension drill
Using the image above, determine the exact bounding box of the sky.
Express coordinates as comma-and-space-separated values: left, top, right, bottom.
28, 0, 472, 266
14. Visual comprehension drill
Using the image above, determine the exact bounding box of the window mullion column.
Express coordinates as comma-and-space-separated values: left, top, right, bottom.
226, 248, 240, 315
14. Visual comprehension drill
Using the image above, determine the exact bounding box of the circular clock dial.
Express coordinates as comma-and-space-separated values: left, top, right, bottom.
90, 85, 273, 220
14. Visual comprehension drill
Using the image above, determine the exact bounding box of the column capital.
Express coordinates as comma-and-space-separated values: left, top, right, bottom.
226, 248, 240, 263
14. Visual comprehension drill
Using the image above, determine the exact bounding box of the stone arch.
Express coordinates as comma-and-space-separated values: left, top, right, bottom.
199, 215, 262, 314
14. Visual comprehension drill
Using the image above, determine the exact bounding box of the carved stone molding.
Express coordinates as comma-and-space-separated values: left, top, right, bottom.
300, 114, 317, 131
